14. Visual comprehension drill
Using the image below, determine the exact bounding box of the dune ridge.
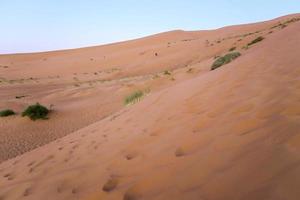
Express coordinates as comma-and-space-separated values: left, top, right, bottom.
0, 13, 300, 200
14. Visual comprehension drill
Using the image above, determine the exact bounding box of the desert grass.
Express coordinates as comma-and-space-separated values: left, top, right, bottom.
124, 89, 149, 105
211, 52, 241, 70
0, 109, 15, 117
248, 36, 264, 46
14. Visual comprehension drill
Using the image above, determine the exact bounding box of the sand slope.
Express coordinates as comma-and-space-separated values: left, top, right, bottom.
0, 14, 300, 200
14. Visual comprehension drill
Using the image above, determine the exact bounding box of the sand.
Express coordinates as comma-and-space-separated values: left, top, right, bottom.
0, 13, 300, 200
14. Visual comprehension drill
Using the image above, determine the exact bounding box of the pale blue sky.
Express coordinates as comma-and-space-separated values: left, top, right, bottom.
0, 0, 299, 53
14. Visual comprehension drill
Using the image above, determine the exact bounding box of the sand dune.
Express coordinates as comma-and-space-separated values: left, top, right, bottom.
0, 14, 300, 200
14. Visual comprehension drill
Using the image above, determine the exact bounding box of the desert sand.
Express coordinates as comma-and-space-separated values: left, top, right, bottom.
0, 14, 300, 200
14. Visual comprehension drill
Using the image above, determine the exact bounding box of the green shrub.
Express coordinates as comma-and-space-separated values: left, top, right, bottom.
22, 103, 49, 120
124, 90, 147, 105
211, 52, 241, 70
248, 36, 264, 46
0, 109, 15, 117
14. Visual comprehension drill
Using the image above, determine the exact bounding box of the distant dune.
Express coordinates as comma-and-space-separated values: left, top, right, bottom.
0, 13, 300, 200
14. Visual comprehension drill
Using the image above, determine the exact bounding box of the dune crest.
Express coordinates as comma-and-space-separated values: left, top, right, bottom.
0, 14, 300, 200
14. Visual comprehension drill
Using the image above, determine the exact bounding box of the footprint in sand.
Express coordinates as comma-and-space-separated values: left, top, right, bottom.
149, 131, 160, 137
102, 178, 119, 192
57, 187, 62, 193
3, 173, 14, 180
27, 161, 36, 167
23, 187, 32, 196
123, 189, 139, 200
175, 147, 186, 157
12, 160, 19, 165
72, 188, 78, 194
125, 153, 137, 160
47, 155, 55, 160
28, 168, 34, 173
29, 155, 55, 173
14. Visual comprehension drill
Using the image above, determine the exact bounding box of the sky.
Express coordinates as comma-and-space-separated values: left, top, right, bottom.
0, 0, 299, 54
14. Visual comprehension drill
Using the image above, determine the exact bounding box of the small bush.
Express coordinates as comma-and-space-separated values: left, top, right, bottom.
211, 52, 241, 70
0, 109, 15, 117
248, 36, 264, 46
22, 103, 49, 120
124, 90, 145, 105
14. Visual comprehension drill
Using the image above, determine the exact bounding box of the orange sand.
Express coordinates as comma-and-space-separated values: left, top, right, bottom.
0, 14, 300, 200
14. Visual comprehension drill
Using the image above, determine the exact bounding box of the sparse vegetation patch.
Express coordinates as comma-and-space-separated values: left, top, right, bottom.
0, 109, 15, 117
270, 18, 300, 30
211, 52, 241, 70
248, 36, 264, 46
22, 103, 49, 120
124, 90, 149, 105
